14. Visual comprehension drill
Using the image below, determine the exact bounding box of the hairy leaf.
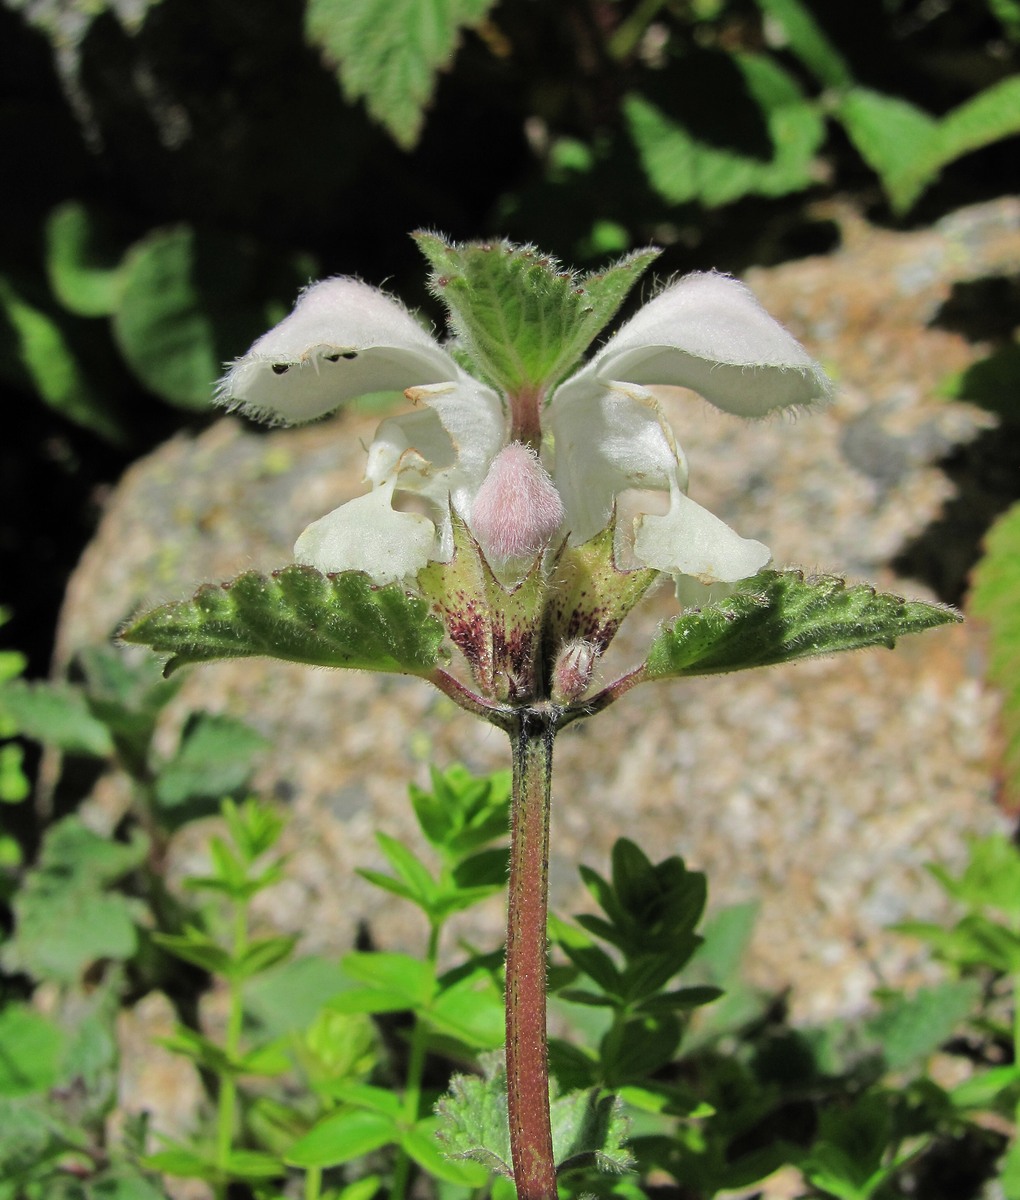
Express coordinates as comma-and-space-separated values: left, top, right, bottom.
645, 570, 958, 679
415, 233, 659, 394
121, 566, 446, 677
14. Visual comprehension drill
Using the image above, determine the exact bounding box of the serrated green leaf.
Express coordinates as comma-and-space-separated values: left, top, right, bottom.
838, 78, 1020, 214
305, 0, 498, 150
0, 274, 126, 442
112, 224, 314, 410
451, 846, 509, 889
285, 1107, 398, 1168
0, 680, 114, 758
551, 1088, 632, 1174
436, 1069, 513, 1177
970, 503, 1020, 807
122, 565, 446, 677
625, 53, 825, 208
414, 233, 659, 395
44, 201, 126, 317
645, 570, 958, 679
3, 817, 148, 983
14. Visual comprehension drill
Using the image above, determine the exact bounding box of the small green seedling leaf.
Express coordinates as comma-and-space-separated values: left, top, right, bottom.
415, 233, 659, 395
409, 763, 511, 856
122, 566, 446, 677
645, 570, 958, 679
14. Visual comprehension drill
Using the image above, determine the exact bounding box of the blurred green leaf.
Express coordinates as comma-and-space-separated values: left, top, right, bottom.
863, 981, 979, 1070
0, 275, 126, 442
0, 1006, 65, 1097
122, 566, 446, 677
112, 225, 314, 410
4, 816, 148, 983
0, 679, 114, 758
44, 201, 127, 318
625, 54, 825, 207
645, 570, 958, 679
929, 833, 1020, 920
838, 77, 1020, 214
155, 712, 267, 810
970, 503, 1020, 806
754, 0, 853, 88
305, 0, 498, 150
285, 1107, 397, 1168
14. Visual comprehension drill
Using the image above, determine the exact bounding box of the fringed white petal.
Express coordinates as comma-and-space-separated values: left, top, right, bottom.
633, 487, 770, 584
217, 277, 458, 424
568, 271, 832, 418
548, 381, 688, 545
294, 482, 436, 585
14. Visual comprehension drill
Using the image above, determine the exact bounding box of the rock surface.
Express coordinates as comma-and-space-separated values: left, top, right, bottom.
59, 199, 1020, 1036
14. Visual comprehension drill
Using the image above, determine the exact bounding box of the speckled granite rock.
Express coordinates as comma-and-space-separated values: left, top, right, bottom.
59, 200, 1019, 1038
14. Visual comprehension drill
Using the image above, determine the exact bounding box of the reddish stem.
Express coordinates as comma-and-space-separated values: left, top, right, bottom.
505, 708, 558, 1200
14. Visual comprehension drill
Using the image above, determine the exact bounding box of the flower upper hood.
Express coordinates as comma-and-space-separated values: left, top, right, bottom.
218, 267, 831, 590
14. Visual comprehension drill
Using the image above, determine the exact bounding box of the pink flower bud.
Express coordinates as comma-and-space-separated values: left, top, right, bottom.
551, 638, 599, 704
471, 443, 565, 567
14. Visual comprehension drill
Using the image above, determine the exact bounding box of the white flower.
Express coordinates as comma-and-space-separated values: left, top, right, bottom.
218, 270, 831, 589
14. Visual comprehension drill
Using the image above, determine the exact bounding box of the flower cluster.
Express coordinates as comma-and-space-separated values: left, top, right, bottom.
218, 265, 830, 600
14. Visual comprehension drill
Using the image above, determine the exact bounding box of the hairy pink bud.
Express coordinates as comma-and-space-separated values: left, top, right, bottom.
551, 639, 599, 704
471, 443, 565, 566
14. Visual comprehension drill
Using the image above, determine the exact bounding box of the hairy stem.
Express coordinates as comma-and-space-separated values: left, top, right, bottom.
505, 708, 558, 1200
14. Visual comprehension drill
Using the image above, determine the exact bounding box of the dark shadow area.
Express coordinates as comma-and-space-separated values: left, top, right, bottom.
891, 274, 1020, 604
